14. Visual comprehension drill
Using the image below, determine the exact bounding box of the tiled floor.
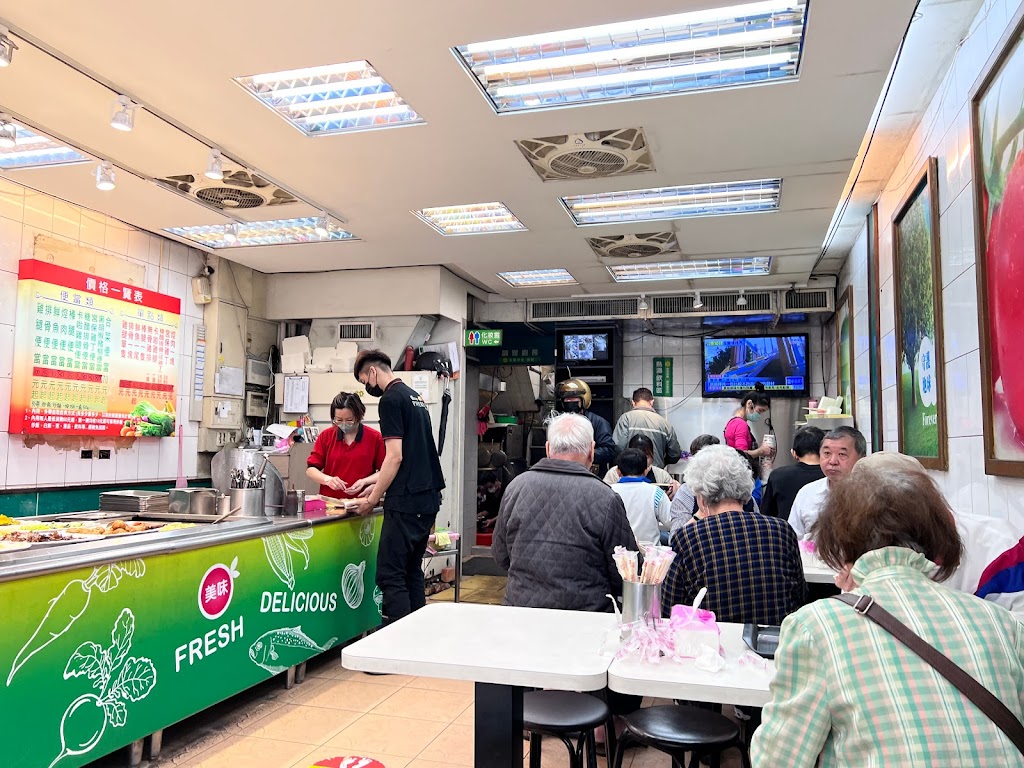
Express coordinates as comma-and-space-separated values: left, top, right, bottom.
84, 573, 742, 768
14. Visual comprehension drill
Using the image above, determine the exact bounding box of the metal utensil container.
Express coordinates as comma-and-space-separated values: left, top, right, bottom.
621, 581, 662, 625
168, 488, 219, 516
229, 488, 266, 518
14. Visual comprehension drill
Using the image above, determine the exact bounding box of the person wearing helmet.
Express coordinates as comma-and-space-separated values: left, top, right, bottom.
557, 378, 616, 473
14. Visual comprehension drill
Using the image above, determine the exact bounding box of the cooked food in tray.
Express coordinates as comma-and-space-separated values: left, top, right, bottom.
1, 530, 84, 543
66, 520, 165, 536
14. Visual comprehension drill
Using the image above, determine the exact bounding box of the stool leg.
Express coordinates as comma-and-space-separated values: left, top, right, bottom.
710, 750, 722, 768
529, 732, 541, 768
687, 750, 701, 768
584, 730, 598, 768
605, 715, 618, 766
558, 735, 580, 768
612, 733, 632, 768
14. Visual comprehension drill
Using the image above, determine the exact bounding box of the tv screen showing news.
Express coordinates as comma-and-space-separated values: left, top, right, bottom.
702, 334, 809, 397
563, 333, 609, 362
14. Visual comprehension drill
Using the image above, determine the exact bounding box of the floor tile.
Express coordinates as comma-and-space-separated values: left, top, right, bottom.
276, 677, 332, 705
295, 679, 402, 712
417, 722, 474, 766
405, 676, 475, 694
407, 760, 460, 768
325, 713, 448, 757
371, 687, 473, 722
191, 734, 320, 767
240, 703, 361, 744
335, 668, 418, 687
291, 747, 412, 768
454, 704, 474, 726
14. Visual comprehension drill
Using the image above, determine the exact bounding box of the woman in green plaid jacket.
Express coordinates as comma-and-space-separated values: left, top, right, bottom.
752, 464, 1024, 767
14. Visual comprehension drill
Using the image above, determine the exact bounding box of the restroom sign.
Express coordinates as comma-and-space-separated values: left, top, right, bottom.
465, 329, 503, 347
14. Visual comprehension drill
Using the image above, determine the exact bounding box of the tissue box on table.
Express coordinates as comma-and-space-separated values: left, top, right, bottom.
670, 604, 721, 657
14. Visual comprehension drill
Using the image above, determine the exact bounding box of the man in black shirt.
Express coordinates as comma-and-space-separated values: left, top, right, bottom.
760, 426, 825, 519
354, 350, 445, 623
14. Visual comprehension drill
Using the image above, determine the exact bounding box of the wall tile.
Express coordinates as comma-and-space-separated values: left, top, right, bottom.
35, 443, 68, 487
23, 191, 54, 231
161, 270, 188, 304
127, 230, 150, 264
642, 334, 663, 357
662, 335, 683, 356
114, 442, 139, 481
879, 277, 895, 337
0, 270, 17, 326
158, 436, 180, 480
0, 432, 7, 486
0, 178, 24, 223
0, 377, 10, 428
943, 266, 980, 363
0, 215, 21, 274
104, 221, 131, 257
79, 210, 106, 250
5, 434, 37, 488
183, 436, 199, 477
682, 337, 701, 357
0, 323, 13, 378
622, 356, 642, 389
52, 200, 81, 242
881, 332, 897, 390
883, 388, 899, 444
961, 179, 978, 269
92, 446, 118, 484
137, 438, 161, 480
168, 242, 189, 275
987, 474, 1009, 520
64, 449, 93, 486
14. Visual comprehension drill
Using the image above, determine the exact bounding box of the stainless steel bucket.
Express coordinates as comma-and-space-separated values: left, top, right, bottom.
229, 488, 266, 518
620, 582, 662, 625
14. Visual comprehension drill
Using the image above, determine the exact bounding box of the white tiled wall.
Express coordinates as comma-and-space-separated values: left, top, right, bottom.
620, 319, 827, 458
842, 0, 1024, 524
0, 176, 205, 489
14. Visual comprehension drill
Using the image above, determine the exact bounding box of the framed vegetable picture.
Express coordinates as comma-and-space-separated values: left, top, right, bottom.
835, 286, 854, 416
892, 157, 947, 470
972, 4, 1024, 477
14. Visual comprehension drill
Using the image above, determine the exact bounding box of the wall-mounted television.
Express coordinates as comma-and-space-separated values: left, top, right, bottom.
702, 334, 809, 398
562, 332, 610, 362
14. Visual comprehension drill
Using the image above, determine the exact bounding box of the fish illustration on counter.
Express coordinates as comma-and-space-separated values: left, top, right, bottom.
248, 627, 338, 674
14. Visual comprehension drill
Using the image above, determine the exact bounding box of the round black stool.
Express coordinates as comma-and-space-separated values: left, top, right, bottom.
612, 705, 752, 768
523, 690, 611, 768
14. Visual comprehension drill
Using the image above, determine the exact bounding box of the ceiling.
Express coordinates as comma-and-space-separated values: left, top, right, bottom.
0, 0, 918, 298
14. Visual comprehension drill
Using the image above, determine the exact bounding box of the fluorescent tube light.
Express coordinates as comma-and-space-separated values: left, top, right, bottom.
607, 257, 772, 282
234, 61, 424, 136
0, 122, 89, 169
454, 1, 807, 113
413, 202, 527, 236
165, 218, 358, 249
498, 269, 578, 287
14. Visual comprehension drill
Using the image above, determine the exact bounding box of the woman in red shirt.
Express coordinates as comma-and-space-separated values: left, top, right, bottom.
724, 384, 772, 460
306, 392, 385, 499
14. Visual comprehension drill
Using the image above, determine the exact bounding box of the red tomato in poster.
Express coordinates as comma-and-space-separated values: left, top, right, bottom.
989, 150, 1024, 441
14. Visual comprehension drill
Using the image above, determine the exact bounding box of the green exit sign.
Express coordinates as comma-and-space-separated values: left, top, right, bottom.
466, 329, 503, 347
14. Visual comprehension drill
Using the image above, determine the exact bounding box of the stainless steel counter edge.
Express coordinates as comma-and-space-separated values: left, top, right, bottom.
0, 509, 383, 583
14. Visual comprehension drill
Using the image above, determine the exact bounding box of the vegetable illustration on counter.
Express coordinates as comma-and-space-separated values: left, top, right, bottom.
342, 561, 366, 609
119, 401, 176, 438
51, 608, 157, 768
373, 586, 384, 617
248, 627, 337, 675
7, 559, 146, 686
263, 528, 314, 590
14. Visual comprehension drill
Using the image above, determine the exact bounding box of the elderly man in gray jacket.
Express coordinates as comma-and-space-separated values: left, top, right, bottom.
493, 413, 638, 611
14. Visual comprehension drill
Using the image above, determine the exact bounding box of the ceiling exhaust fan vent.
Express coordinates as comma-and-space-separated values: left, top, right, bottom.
587, 232, 680, 261
515, 127, 654, 182
530, 298, 639, 321
338, 322, 375, 341
157, 168, 298, 211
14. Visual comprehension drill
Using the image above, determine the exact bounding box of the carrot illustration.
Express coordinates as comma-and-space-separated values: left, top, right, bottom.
7, 560, 146, 686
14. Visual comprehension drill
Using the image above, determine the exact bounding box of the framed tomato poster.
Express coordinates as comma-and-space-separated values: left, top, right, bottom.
972, 3, 1024, 477
8, 259, 181, 438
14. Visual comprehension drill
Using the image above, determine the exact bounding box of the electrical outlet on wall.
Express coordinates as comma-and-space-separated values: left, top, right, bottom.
98, 449, 111, 460
80, 449, 93, 459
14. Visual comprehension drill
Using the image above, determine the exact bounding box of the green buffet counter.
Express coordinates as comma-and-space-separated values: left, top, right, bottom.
0, 509, 383, 768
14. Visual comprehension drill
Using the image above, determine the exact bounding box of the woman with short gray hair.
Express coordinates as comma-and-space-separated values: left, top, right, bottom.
662, 445, 805, 623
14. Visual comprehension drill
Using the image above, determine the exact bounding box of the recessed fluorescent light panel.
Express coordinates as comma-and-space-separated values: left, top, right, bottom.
164, 217, 358, 249
233, 60, 423, 136
562, 178, 781, 226
0, 122, 89, 169
498, 269, 578, 287
608, 257, 772, 282
453, 1, 807, 113
413, 202, 527, 236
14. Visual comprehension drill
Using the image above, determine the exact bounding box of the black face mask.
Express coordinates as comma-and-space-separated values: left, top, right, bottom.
562, 401, 582, 413
365, 370, 384, 398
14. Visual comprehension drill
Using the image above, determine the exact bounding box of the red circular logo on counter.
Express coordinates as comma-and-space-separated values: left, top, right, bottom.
198, 557, 239, 620
310, 758, 386, 768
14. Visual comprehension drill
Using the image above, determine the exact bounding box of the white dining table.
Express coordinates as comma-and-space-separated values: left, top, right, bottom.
802, 550, 838, 584
608, 623, 776, 708
342, 602, 617, 768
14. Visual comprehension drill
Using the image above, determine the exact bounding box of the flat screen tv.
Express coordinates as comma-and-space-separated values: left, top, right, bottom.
702, 334, 809, 398
562, 332, 610, 362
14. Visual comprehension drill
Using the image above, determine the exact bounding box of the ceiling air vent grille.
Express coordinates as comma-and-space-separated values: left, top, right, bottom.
514, 127, 654, 182
338, 322, 375, 341
784, 289, 832, 311
587, 232, 680, 261
650, 295, 698, 314
530, 298, 639, 321
157, 168, 298, 211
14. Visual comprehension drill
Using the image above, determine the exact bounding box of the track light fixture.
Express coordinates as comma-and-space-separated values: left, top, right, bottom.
0, 27, 18, 68
736, 289, 748, 306
223, 223, 239, 244
110, 96, 136, 132
95, 161, 116, 191
0, 115, 16, 148
205, 148, 224, 180
692, 290, 703, 310
314, 212, 330, 238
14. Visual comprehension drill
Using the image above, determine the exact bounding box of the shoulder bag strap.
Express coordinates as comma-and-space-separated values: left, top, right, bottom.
832, 593, 1024, 754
